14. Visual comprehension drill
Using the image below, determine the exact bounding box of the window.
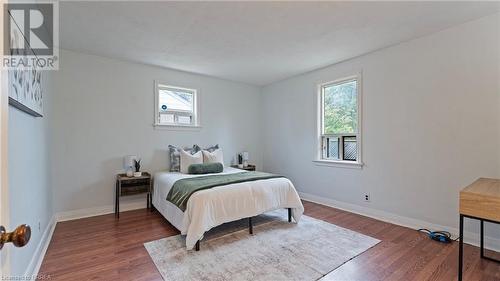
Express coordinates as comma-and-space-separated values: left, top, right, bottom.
155, 82, 199, 127
317, 75, 362, 166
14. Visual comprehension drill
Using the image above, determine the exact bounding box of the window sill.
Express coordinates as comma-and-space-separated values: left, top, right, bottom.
313, 159, 364, 169
153, 123, 202, 131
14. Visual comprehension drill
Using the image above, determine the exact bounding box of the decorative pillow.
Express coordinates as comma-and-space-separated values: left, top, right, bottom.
188, 163, 223, 174
202, 149, 224, 165
180, 150, 203, 174
168, 145, 200, 172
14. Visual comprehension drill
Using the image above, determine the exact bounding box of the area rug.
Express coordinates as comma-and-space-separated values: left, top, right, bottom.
144, 211, 380, 281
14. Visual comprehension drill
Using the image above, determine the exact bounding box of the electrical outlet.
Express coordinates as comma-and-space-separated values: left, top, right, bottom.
38, 221, 41, 231
364, 193, 370, 202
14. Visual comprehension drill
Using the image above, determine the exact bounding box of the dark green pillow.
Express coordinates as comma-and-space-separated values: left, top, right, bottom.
188, 163, 223, 174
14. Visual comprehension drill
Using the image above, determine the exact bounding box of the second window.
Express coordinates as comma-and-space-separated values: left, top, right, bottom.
319, 76, 360, 162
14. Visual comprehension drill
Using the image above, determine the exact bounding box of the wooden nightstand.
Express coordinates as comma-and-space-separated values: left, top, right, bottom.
231, 164, 256, 171
115, 172, 152, 218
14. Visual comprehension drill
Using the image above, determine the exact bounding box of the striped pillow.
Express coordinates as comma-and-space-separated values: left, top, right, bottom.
168, 145, 200, 172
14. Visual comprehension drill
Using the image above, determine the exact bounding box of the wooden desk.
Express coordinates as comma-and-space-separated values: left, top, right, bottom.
458, 178, 500, 281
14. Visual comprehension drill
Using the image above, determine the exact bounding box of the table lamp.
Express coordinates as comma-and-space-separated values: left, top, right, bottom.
123, 155, 136, 177
242, 152, 249, 168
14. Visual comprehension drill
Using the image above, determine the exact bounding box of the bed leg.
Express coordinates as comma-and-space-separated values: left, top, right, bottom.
288, 208, 292, 223
195, 240, 200, 251
249, 217, 253, 235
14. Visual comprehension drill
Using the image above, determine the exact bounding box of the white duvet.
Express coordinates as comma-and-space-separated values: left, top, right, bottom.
153, 167, 304, 250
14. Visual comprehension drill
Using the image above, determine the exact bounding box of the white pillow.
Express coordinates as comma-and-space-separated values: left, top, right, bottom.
180, 149, 203, 174
202, 149, 224, 165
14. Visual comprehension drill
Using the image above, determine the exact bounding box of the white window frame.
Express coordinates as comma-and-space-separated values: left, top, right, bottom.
154, 81, 201, 130
314, 74, 363, 168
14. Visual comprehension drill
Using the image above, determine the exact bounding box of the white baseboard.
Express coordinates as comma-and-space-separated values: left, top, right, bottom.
24, 215, 56, 278
55, 201, 146, 222
299, 192, 500, 252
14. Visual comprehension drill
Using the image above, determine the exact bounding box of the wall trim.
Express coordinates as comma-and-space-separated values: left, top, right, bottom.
55, 201, 146, 222
24, 215, 56, 278
299, 192, 500, 252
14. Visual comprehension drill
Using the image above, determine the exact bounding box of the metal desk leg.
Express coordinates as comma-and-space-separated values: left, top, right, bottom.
479, 219, 500, 263
480, 220, 484, 258
458, 214, 464, 281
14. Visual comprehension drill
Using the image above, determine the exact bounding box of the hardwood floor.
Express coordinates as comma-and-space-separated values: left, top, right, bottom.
38, 201, 500, 281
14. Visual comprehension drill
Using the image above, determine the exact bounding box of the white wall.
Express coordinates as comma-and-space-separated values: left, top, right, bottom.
262, 15, 500, 240
8, 71, 54, 276
51, 50, 262, 213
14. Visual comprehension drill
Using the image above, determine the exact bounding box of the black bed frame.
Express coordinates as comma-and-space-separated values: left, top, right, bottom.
194, 208, 293, 251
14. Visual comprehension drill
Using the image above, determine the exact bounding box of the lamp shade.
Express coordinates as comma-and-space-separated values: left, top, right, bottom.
123, 155, 136, 169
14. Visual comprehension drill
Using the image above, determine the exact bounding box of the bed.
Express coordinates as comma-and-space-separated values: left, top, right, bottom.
152, 166, 304, 250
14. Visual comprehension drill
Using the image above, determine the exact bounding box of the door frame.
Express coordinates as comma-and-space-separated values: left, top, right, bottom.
0, 0, 11, 277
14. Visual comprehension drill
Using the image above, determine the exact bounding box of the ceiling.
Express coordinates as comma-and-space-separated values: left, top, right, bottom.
60, 1, 499, 86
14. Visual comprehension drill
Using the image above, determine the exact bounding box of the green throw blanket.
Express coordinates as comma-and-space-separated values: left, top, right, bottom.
167, 171, 284, 211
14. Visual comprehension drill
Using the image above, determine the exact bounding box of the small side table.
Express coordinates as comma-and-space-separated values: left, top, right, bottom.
458, 178, 500, 281
115, 172, 152, 218
231, 164, 256, 171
